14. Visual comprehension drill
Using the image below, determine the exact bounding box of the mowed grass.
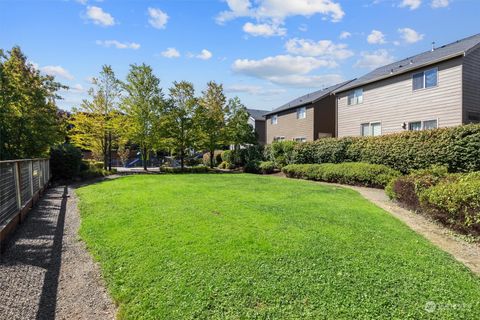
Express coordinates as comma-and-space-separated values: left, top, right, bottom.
77, 174, 480, 319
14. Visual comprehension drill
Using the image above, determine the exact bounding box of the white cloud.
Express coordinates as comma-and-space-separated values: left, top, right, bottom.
217, 0, 344, 23
161, 47, 181, 58
399, 0, 422, 10
339, 31, 351, 39
367, 30, 386, 44
398, 28, 424, 43
85, 6, 115, 26
355, 50, 395, 70
96, 40, 140, 49
194, 49, 213, 60
76, 0, 88, 5
243, 22, 286, 37
226, 85, 286, 95
41, 65, 75, 80
148, 7, 169, 29
69, 84, 86, 94
285, 38, 354, 60
298, 24, 308, 32
431, 0, 449, 8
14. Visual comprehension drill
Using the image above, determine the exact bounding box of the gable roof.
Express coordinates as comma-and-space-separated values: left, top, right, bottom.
335, 33, 480, 94
264, 80, 354, 116
247, 109, 268, 121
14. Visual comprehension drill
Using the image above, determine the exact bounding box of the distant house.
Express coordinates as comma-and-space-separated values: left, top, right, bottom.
264, 81, 353, 143
247, 109, 268, 145
334, 33, 480, 137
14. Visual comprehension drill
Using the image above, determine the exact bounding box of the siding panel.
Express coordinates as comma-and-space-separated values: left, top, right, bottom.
337, 58, 463, 137
463, 46, 480, 122
266, 106, 314, 143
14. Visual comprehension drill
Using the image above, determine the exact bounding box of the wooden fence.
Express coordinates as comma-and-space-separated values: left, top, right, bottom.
0, 159, 50, 252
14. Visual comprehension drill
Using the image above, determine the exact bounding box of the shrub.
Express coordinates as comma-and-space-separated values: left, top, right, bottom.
79, 167, 116, 180
420, 172, 480, 232
203, 151, 223, 167
50, 143, 83, 180
259, 161, 275, 174
239, 145, 263, 165
290, 124, 480, 173
221, 150, 233, 163
385, 166, 449, 210
161, 166, 209, 174
244, 161, 260, 174
264, 141, 297, 169
218, 161, 235, 170
282, 163, 401, 188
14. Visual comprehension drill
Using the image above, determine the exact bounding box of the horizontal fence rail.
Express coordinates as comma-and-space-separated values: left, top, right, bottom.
0, 159, 50, 230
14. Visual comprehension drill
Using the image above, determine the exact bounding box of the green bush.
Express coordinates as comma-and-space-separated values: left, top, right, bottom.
50, 143, 83, 180
420, 172, 480, 230
79, 167, 117, 180
203, 151, 223, 167
282, 163, 401, 188
259, 161, 275, 174
385, 166, 450, 209
239, 145, 263, 165
221, 150, 233, 163
161, 166, 209, 174
291, 124, 480, 173
244, 160, 260, 174
218, 161, 235, 170
264, 141, 297, 169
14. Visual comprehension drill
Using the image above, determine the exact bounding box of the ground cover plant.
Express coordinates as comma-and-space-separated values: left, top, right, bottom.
77, 175, 480, 319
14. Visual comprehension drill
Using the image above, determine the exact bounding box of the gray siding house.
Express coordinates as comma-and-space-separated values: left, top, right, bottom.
334, 33, 480, 137
246, 109, 268, 145
265, 81, 353, 143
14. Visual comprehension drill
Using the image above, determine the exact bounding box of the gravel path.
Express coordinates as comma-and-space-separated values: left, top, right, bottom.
0, 185, 116, 320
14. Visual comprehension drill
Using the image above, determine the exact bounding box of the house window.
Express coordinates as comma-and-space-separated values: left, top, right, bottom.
273, 136, 285, 142
348, 88, 363, 105
294, 137, 306, 142
361, 122, 381, 136
423, 120, 438, 130
409, 121, 422, 131
413, 68, 438, 90
408, 120, 438, 131
297, 107, 306, 119
271, 114, 278, 125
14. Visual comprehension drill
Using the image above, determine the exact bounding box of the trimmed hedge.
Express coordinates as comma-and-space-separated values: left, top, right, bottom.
264, 141, 297, 169
282, 163, 401, 188
292, 124, 480, 173
161, 166, 209, 174
259, 161, 275, 174
50, 143, 83, 180
387, 167, 480, 235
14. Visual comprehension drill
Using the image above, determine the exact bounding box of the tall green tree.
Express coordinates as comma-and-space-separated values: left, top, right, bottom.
69, 65, 122, 170
227, 97, 257, 151
197, 81, 229, 168
0, 46, 65, 160
121, 63, 165, 170
164, 81, 198, 171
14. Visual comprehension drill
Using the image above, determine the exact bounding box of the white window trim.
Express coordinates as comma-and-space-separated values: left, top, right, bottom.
273, 136, 285, 142
348, 88, 364, 106
407, 118, 439, 131
271, 114, 278, 125
293, 137, 306, 142
296, 107, 306, 119
412, 67, 438, 91
360, 121, 382, 137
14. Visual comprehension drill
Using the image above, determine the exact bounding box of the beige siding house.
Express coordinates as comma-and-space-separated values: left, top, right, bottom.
265, 81, 353, 143
335, 33, 480, 137
246, 109, 268, 145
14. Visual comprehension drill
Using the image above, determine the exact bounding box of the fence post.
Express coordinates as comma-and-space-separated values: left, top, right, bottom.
29, 161, 34, 197
14, 162, 22, 210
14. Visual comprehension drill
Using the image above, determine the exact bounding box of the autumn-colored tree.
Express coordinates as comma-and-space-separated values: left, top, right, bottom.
164, 81, 198, 170
121, 64, 165, 170
69, 65, 122, 170
197, 81, 229, 168
0, 46, 65, 160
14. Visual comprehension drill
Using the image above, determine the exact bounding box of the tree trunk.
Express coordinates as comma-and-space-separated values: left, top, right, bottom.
210, 150, 214, 168
143, 146, 148, 171
103, 134, 108, 170
108, 132, 112, 171
180, 149, 185, 172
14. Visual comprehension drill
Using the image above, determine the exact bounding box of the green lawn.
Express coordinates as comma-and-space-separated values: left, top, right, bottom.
77, 174, 480, 319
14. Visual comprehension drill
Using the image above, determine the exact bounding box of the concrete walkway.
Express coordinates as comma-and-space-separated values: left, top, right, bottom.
0, 186, 116, 320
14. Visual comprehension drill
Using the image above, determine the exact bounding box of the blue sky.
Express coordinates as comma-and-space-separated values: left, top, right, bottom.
1, 0, 478, 111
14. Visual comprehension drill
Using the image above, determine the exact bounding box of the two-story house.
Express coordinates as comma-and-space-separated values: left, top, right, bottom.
264, 81, 353, 143
334, 33, 480, 137
246, 109, 268, 145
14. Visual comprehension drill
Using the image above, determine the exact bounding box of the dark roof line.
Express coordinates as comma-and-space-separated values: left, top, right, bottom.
334, 33, 480, 94
246, 108, 268, 121
264, 79, 355, 116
